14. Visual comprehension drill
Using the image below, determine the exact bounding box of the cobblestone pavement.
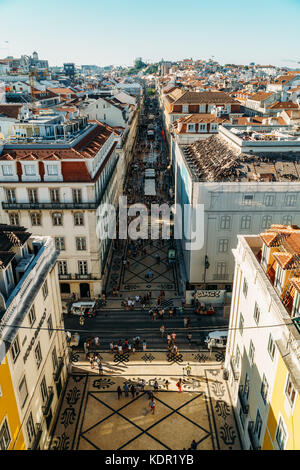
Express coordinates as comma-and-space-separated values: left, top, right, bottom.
49, 352, 242, 451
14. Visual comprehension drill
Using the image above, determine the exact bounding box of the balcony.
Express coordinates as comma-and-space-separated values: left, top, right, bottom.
58, 273, 100, 281
29, 423, 43, 451
248, 421, 261, 450
53, 357, 64, 383
213, 274, 229, 281
42, 386, 54, 416
238, 385, 249, 414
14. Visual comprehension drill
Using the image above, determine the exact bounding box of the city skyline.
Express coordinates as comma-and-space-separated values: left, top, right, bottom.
0, 0, 300, 68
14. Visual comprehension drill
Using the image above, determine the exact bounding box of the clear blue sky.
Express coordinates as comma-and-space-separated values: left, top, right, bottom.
0, 0, 299, 68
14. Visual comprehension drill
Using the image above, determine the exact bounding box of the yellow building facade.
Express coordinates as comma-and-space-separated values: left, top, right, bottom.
0, 356, 25, 450
263, 352, 300, 450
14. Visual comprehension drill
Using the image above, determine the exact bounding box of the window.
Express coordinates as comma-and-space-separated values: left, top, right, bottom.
220, 215, 231, 230
2, 165, 13, 176
58, 260, 68, 275
254, 302, 260, 324
275, 265, 284, 292
47, 315, 53, 338
282, 215, 293, 226
285, 374, 296, 407
239, 313, 244, 335
28, 305, 36, 326
239, 408, 245, 429
235, 346, 241, 369
76, 237, 86, 251
11, 336, 20, 363
292, 291, 300, 318
265, 194, 275, 207
261, 374, 269, 404
249, 340, 255, 366
28, 189, 38, 203
240, 215, 251, 230
243, 278, 248, 297
261, 244, 268, 268
254, 409, 263, 440
74, 212, 84, 226
26, 413, 35, 444
52, 346, 58, 371
24, 165, 36, 176
218, 239, 229, 253
19, 376, 28, 408
285, 194, 297, 207
243, 194, 254, 205
210, 123, 218, 132
276, 417, 287, 450
73, 189, 82, 204
187, 124, 195, 132
262, 215, 272, 229
267, 334, 276, 360
199, 104, 206, 113
6, 189, 16, 204
47, 165, 58, 176
52, 212, 63, 226
78, 260, 88, 275
30, 212, 41, 226
9, 213, 19, 226
0, 419, 11, 450
216, 262, 227, 277
50, 189, 60, 203
55, 237, 65, 251
35, 342, 43, 369
244, 374, 250, 399
199, 124, 206, 132
42, 280, 48, 299
182, 105, 188, 113
40, 376, 48, 403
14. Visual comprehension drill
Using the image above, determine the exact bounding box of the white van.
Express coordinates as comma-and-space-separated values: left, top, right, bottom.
204, 330, 228, 349
70, 301, 96, 316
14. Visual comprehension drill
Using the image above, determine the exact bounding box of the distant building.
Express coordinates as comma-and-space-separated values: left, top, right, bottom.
63, 63, 76, 79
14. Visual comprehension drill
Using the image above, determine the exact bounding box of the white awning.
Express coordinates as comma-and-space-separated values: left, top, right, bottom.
144, 178, 156, 196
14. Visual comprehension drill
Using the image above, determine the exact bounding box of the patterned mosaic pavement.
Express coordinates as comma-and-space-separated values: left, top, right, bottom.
49, 352, 242, 450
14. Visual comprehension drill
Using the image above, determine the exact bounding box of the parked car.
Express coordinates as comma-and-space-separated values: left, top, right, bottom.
204, 331, 228, 349
70, 301, 96, 318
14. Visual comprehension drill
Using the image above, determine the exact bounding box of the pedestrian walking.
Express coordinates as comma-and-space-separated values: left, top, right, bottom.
109, 341, 114, 353
153, 380, 159, 393
190, 440, 197, 450
117, 386, 122, 400
83, 341, 88, 355
171, 332, 176, 344
186, 363, 192, 376
142, 339, 147, 351
140, 379, 146, 391
167, 333, 171, 346
149, 397, 156, 414
97, 361, 103, 375
187, 332, 192, 346
89, 354, 95, 370
94, 336, 100, 348
176, 379, 182, 392
160, 325, 165, 337
182, 366, 185, 377
168, 308, 173, 319
123, 383, 129, 397
130, 384, 136, 398
165, 380, 169, 391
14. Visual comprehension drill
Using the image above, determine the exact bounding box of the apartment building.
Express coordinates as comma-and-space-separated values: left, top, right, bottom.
0, 224, 68, 450
0, 120, 120, 301
172, 128, 300, 292
224, 225, 300, 450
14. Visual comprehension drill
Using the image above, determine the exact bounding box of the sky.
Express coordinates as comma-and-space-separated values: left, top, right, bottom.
0, 0, 300, 68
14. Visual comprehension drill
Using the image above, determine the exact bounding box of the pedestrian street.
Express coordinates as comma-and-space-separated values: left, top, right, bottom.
49, 352, 242, 451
